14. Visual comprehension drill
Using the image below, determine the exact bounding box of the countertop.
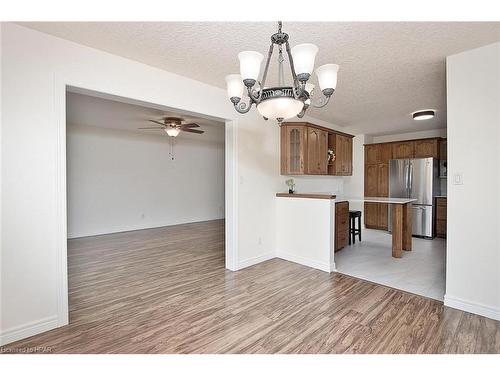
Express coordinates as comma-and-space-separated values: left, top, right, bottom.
276, 193, 417, 204
276, 192, 337, 200
435, 196, 447, 198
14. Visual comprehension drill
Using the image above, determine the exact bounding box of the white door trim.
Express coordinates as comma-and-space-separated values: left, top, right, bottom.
54, 75, 238, 328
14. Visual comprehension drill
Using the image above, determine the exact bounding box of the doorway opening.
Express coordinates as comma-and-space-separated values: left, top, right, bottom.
60, 86, 236, 325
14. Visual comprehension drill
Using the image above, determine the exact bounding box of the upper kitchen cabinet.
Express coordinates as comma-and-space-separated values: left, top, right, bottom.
280, 125, 306, 175
392, 141, 415, 159
306, 127, 328, 175
280, 122, 354, 176
332, 133, 353, 176
414, 139, 439, 158
365, 143, 392, 164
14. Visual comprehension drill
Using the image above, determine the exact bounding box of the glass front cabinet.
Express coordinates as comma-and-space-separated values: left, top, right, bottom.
281, 125, 306, 175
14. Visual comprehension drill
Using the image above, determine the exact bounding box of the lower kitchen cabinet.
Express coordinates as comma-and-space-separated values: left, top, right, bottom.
335, 201, 349, 251
364, 202, 388, 230
436, 197, 447, 238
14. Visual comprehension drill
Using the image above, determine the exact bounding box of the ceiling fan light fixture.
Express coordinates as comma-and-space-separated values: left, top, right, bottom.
165, 127, 181, 137
412, 109, 435, 121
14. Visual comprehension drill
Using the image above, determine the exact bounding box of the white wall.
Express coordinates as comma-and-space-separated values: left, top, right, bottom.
0, 23, 3, 337
343, 134, 372, 215
276, 197, 335, 272
371, 128, 447, 143
66, 123, 225, 238
0, 23, 277, 344
445, 42, 500, 321
0, 23, 344, 344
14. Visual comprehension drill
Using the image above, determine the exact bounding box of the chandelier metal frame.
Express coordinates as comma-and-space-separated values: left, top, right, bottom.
229, 22, 335, 123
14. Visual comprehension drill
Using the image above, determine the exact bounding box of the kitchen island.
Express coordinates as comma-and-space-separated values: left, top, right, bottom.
275, 193, 416, 273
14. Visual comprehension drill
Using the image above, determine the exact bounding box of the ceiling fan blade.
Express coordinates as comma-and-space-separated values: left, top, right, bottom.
182, 128, 204, 134
180, 123, 200, 128
148, 120, 166, 126
138, 127, 164, 129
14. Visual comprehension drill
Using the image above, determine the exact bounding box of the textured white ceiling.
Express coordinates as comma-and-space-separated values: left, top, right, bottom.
66, 91, 224, 141
25, 22, 500, 136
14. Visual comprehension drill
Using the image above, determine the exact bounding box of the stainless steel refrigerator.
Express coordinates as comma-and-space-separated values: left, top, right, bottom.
388, 157, 439, 238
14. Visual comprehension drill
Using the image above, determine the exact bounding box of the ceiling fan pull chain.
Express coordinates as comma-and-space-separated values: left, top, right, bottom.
170, 137, 175, 160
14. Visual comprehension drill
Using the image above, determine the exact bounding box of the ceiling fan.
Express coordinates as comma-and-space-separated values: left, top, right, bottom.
138, 117, 204, 137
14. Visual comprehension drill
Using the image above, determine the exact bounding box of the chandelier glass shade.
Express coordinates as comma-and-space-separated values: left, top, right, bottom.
225, 22, 339, 124
238, 51, 264, 81
291, 43, 319, 76
225, 74, 244, 99
257, 95, 304, 121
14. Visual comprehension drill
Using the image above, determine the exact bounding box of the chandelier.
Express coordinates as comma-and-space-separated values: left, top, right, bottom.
225, 21, 339, 124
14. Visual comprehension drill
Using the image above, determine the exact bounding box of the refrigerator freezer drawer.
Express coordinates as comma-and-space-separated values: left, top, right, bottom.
412, 205, 434, 238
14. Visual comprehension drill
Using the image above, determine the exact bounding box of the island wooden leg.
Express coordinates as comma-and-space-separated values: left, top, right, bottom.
392, 204, 403, 258
403, 202, 412, 251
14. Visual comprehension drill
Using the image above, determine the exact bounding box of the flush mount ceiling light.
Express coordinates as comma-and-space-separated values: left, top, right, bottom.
225, 21, 339, 124
412, 110, 435, 121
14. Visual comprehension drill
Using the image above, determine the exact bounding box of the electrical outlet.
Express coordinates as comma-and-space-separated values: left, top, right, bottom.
141, 213, 145, 219
258, 237, 262, 246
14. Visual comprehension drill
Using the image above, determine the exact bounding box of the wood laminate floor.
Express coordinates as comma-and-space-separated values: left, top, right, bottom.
2, 219, 499, 354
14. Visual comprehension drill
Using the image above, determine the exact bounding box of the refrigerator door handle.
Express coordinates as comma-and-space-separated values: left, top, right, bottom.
409, 162, 413, 197
404, 164, 409, 190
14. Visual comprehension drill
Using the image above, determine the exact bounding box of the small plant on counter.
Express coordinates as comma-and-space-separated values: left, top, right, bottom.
285, 178, 296, 194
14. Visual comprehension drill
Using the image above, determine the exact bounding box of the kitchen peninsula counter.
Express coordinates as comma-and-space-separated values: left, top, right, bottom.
276, 193, 417, 272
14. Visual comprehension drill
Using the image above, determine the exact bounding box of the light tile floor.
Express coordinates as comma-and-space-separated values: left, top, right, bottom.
334, 229, 446, 301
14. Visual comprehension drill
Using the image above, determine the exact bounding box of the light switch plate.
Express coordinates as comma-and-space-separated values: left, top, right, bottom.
453, 173, 463, 185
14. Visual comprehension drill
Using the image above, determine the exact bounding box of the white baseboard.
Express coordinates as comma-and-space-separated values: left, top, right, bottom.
276, 251, 333, 273
0, 315, 60, 346
68, 217, 225, 239
444, 294, 500, 321
237, 252, 275, 270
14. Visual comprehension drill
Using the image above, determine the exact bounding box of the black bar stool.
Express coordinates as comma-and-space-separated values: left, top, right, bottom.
349, 210, 362, 245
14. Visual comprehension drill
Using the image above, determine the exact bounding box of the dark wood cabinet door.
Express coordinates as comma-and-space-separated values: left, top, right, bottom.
365, 144, 379, 165
436, 197, 447, 238
306, 127, 320, 174
377, 163, 389, 197
414, 139, 439, 158
378, 203, 389, 230
364, 202, 379, 228
334, 135, 344, 175
318, 129, 328, 174
336, 135, 353, 175
365, 164, 379, 196
379, 143, 392, 163
335, 201, 349, 251
436, 220, 446, 237
306, 127, 328, 175
345, 137, 353, 175
392, 141, 415, 159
